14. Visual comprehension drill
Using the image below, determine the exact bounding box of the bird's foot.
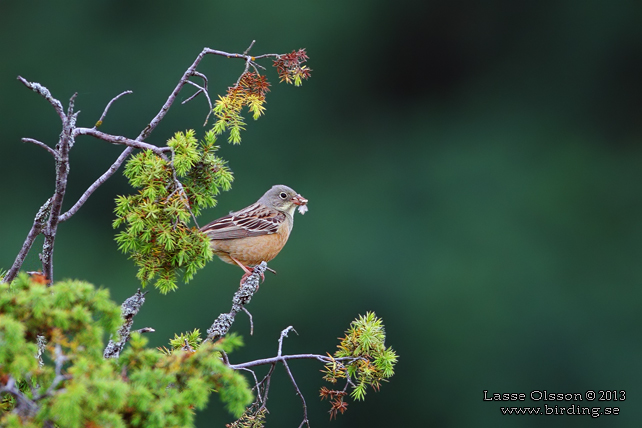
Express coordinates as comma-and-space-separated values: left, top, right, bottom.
239, 270, 265, 287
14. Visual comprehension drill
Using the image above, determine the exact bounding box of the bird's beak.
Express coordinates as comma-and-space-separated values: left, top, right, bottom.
292, 194, 308, 206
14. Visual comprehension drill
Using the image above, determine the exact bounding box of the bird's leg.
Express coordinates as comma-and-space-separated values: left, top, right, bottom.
230, 256, 265, 285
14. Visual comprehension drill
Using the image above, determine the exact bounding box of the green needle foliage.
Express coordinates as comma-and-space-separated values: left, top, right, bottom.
113, 130, 233, 294
0, 274, 253, 427
321, 312, 398, 418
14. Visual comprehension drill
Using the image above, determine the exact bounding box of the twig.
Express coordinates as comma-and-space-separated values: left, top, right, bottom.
276, 326, 310, 428
17, 76, 65, 121
22, 138, 59, 159
283, 359, 310, 428
95, 90, 132, 126
35, 335, 47, 368
134, 327, 156, 334
243, 40, 256, 56
241, 307, 254, 335
278, 326, 296, 356
258, 361, 277, 408
103, 289, 149, 359
182, 80, 207, 105
228, 352, 358, 370
239, 367, 260, 398
73, 127, 171, 159
204, 262, 267, 342
3, 198, 52, 284
59, 146, 133, 222
35, 344, 71, 400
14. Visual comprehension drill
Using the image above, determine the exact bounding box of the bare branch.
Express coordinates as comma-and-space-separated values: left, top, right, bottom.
59, 146, 133, 222
204, 262, 267, 343
275, 326, 309, 427
283, 359, 310, 428
229, 354, 358, 371
17, 76, 65, 121
278, 326, 297, 356
35, 344, 71, 401
22, 138, 59, 159
241, 307, 254, 335
2, 198, 52, 284
243, 40, 256, 56
104, 289, 149, 359
182, 80, 206, 104
252, 52, 281, 60
258, 361, 277, 407
73, 127, 170, 159
40, 95, 78, 281
95, 90, 133, 126
191, 71, 209, 88
134, 327, 156, 334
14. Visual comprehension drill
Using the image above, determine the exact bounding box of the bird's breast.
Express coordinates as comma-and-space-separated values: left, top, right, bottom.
210, 218, 292, 267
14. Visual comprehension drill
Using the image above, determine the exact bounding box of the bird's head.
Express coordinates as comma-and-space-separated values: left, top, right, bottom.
260, 184, 308, 216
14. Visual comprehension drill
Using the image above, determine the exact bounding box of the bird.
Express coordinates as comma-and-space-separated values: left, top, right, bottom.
200, 184, 308, 283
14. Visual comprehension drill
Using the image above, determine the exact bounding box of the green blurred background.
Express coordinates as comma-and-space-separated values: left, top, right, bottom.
2, 1, 642, 426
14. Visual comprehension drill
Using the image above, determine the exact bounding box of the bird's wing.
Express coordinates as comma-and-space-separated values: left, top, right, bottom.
200, 202, 286, 240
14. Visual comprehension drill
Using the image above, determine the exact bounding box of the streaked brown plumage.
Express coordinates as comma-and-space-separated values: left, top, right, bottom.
200, 185, 308, 281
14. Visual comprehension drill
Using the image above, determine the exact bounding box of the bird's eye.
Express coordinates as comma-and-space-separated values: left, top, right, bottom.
279, 192, 288, 199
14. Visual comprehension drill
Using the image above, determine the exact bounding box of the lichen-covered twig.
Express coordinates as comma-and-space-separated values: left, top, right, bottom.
204, 262, 267, 343
103, 289, 151, 359
4, 198, 52, 284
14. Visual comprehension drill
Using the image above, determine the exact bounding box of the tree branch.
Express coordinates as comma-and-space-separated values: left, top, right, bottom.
58, 146, 132, 222
40, 93, 78, 282
95, 90, 132, 126
228, 352, 357, 371
283, 358, 309, 428
17, 76, 65, 121
204, 262, 267, 343
2, 198, 52, 284
22, 138, 59, 159
73, 127, 171, 158
103, 289, 149, 359
34, 344, 71, 401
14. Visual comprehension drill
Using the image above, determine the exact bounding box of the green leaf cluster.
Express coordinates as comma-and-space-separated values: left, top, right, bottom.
324, 312, 398, 401
0, 274, 253, 427
113, 130, 233, 293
